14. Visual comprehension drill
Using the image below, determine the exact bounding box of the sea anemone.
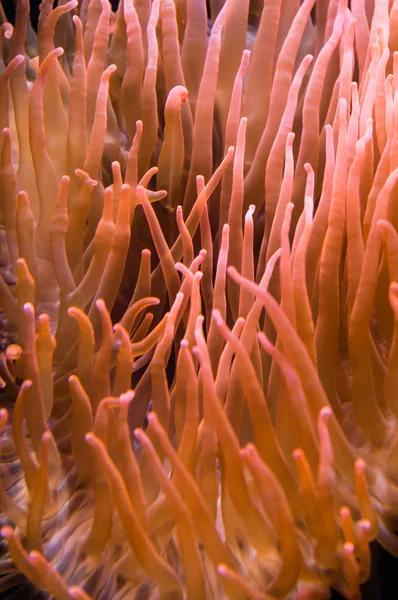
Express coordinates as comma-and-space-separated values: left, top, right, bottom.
0, 0, 398, 598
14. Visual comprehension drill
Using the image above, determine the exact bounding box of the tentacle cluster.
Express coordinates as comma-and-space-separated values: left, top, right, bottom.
0, 0, 398, 599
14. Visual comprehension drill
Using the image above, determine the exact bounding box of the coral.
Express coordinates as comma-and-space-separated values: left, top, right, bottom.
1, 0, 398, 598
